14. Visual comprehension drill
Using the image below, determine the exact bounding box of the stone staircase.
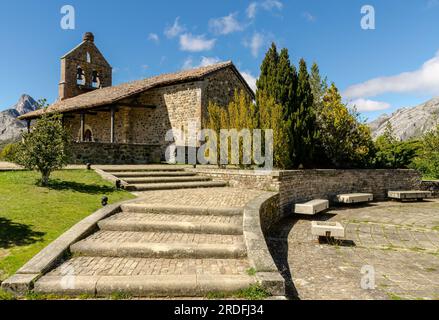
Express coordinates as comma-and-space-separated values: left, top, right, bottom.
34, 202, 257, 297
106, 167, 227, 191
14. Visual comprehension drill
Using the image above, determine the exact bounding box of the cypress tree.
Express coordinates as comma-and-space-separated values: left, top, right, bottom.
256, 43, 279, 96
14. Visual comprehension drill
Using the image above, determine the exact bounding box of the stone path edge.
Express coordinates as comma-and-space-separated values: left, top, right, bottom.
1, 197, 141, 295
242, 192, 285, 296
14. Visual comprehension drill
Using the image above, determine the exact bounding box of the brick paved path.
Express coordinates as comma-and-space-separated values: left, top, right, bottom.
268, 200, 439, 300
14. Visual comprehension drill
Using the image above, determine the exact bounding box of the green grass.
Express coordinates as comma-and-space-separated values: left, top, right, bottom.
206, 284, 270, 300
0, 170, 135, 281
246, 268, 257, 276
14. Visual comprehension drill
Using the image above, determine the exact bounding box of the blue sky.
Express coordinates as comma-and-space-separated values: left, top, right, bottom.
1, 0, 439, 121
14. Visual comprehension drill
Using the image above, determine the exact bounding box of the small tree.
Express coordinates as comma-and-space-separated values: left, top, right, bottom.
318, 84, 374, 168
411, 125, 439, 178
15, 113, 70, 186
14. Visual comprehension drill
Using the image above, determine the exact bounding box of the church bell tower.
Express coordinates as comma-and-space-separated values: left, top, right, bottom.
58, 32, 112, 100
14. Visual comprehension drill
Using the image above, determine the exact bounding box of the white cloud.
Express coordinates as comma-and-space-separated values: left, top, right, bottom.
148, 33, 160, 43
344, 50, 439, 99
164, 17, 185, 39
246, 0, 283, 19
241, 71, 258, 92
179, 33, 216, 52
209, 13, 245, 35
302, 12, 316, 22
348, 98, 391, 112
261, 0, 283, 11
182, 56, 221, 70
244, 33, 265, 58
246, 2, 258, 19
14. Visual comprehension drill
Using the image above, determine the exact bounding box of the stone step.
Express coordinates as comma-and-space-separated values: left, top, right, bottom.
122, 176, 211, 184
70, 231, 246, 259
124, 181, 227, 191
104, 167, 186, 173
110, 171, 197, 178
120, 204, 243, 216
98, 212, 243, 235
34, 274, 256, 297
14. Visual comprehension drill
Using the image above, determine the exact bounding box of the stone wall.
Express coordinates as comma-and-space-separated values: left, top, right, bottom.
202, 67, 254, 119
421, 180, 439, 198
70, 142, 161, 165
192, 168, 280, 191
193, 168, 422, 215
277, 170, 421, 215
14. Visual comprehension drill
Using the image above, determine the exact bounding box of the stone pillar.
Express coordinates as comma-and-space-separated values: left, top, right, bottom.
80, 113, 85, 142
110, 107, 115, 143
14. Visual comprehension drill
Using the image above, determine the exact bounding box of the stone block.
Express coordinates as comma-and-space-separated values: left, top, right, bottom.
311, 221, 345, 239
335, 193, 373, 204
1, 273, 40, 295
294, 199, 329, 215
388, 190, 432, 200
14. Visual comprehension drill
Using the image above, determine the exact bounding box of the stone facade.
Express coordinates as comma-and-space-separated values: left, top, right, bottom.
62, 69, 253, 164
70, 142, 161, 165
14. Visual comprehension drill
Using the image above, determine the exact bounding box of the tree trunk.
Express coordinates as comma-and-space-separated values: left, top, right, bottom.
41, 170, 50, 186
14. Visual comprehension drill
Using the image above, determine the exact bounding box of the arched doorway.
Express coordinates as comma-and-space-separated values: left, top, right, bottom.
84, 129, 93, 142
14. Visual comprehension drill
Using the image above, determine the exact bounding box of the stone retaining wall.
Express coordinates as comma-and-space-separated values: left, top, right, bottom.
277, 169, 421, 215
191, 168, 280, 191
194, 168, 422, 215
421, 180, 439, 198
70, 142, 162, 165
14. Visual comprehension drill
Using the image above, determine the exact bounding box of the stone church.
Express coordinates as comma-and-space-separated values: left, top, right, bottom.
20, 32, 254, 164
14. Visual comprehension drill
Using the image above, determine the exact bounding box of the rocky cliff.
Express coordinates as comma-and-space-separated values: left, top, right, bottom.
369, 97, 439, 141
0, 94, 38, 143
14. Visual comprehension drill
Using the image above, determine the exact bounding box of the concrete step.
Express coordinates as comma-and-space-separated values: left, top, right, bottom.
110, 171, 197, 178
34, 274, 256, 297
124, 181, 227, 191
122, 176, 211, 184
98, 212, 243, 235
120, 204, 243, 216
70, 231, 246, 259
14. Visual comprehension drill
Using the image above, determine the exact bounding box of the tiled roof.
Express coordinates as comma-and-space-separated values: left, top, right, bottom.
20, 61, 253, 120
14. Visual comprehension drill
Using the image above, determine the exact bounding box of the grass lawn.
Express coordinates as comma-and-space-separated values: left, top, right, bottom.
0, 170, 135, 282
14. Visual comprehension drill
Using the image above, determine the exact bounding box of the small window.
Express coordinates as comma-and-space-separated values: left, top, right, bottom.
86, 52, 91, 63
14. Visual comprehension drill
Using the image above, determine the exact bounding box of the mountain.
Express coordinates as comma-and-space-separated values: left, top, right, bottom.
0, 94, 38, 143
369, 97, 439, 141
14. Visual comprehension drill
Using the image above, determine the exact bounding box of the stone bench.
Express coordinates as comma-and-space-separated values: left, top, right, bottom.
388, 190, 432, 201
311, 221, 345, 239
294, 199, 329, 215
335, 193, 373, 204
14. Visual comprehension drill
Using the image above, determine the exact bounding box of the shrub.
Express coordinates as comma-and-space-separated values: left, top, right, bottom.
0, 142, 21, 162
411, 125, 439, 179
14, 114, 70, 186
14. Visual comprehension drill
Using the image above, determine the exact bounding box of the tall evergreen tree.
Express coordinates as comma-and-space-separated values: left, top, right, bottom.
291, 59, 317, 167
256, 43, 279, 97
275, 48, 297, 118
309, 62, 328, 112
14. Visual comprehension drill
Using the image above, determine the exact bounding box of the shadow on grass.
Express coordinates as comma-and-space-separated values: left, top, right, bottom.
0, 217, 45, 249
46, 179, 115, 194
